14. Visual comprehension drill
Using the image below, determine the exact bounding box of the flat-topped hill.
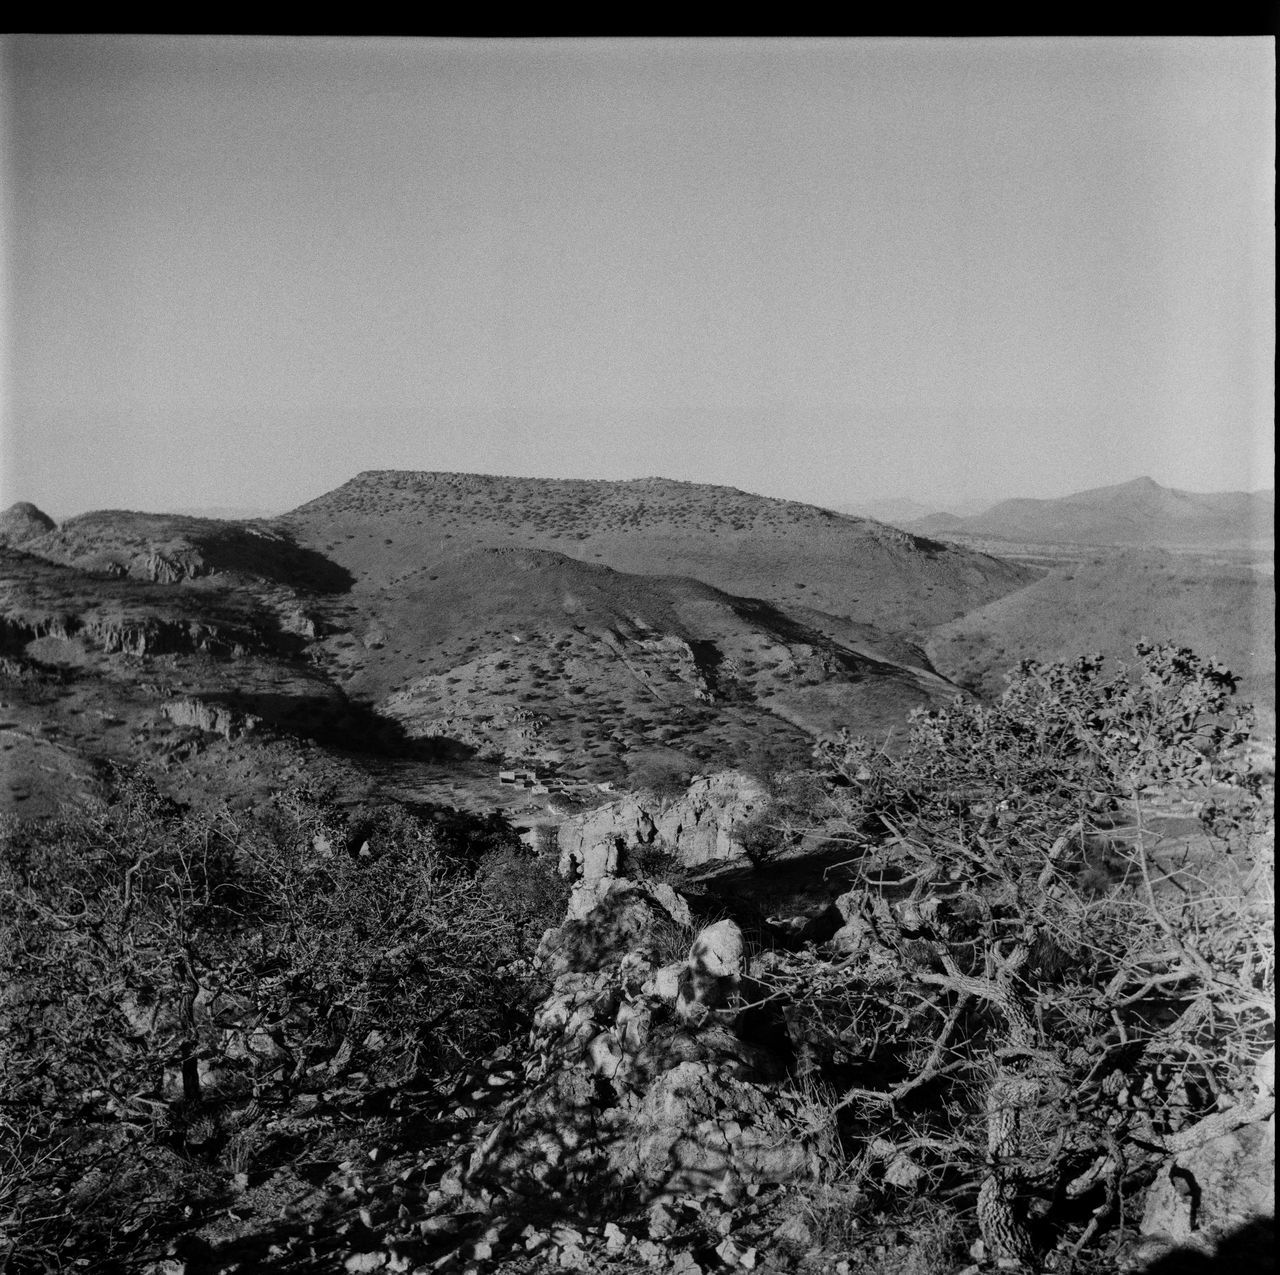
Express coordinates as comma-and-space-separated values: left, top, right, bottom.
279, 471, 1038, 632
0, 483, 977, 820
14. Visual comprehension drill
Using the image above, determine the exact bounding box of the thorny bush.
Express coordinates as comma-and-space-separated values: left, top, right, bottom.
755, 643, 1272, 1267
0, 772, 557, 1271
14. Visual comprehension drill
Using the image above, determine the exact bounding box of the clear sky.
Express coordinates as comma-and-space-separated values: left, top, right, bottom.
1, 36, 1273, 519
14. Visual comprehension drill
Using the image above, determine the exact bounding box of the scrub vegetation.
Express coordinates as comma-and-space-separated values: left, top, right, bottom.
1, 642, 1270, 1273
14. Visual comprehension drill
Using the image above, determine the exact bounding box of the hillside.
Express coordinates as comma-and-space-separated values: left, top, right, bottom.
317, 543, 958, 784
12, 471, 1269, 832
0, 484, 973, 822
278, 471, 1038, 632
21, 508, 352, 592
927, 549, 1275, 721
0, 544, 391, 822
907, 476, 1274, 548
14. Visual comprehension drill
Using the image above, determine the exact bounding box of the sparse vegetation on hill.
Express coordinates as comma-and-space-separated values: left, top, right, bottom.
3, 475, 1021, 825
927, 550, 1276, 722
278, 470, 1038, 632
365, 547, 957, 786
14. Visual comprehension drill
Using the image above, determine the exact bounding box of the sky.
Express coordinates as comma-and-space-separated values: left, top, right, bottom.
1, 36, 1273, 519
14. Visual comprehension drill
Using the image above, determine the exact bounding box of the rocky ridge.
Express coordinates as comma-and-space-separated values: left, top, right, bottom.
176, 797, 1274, 1275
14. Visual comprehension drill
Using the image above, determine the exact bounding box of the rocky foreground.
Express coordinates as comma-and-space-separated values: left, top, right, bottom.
108, 767, 1274, 1275
4, 644, 1273, 1275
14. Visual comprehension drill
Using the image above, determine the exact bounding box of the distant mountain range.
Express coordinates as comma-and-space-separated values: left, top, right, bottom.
172, 504, 281, 521
898, 477, 1273, 548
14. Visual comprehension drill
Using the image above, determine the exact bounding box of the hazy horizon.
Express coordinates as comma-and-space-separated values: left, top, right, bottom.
14, 466, 1275, 529
3, 36, 1274, 520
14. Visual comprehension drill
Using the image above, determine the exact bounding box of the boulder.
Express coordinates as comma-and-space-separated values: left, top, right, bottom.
677, 919, 745, 1027
649, 961, 686, 1002
585, 1030, 626, 1080
558, 833, 619, 891
1254, 1044, 1275, 1097
606, 1060, 818, 1199
1139, 1117, 1275, 1261
535, 886, 668, 978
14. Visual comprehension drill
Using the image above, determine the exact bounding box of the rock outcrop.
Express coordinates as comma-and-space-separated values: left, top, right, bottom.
0, 502, 57, 546
163, 696, 261, 741
1133, 1046, 1276, 1268
1, 611, 253, 660
457, 878, 820, 1208
556, 770, 770, 879
676, 918, 745, 1027
1137, 1119, 1274, 1262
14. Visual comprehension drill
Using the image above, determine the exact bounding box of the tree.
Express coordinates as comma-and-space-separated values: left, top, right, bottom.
758, 644, 1271, 1264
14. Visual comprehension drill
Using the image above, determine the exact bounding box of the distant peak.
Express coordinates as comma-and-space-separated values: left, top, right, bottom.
0, 500, 57, 543
4, 500, 54, 518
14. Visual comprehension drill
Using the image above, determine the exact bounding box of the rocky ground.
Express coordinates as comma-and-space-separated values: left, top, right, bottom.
76, 767, 1269, 1275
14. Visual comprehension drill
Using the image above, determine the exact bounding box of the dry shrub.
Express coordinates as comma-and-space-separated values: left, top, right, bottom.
476, 842, 571, 947
617, 838, 690, 889
0, 771, 545, 1271
759, 643, 1273, 1265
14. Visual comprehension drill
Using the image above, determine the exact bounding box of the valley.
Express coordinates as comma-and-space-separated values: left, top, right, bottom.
0, 474, 1035, 825
1, 473, 1273, 825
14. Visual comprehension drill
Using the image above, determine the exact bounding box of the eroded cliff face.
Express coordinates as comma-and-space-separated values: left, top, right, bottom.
0, 613, 252, 659
162, 697, 261, 741
556, 770, 771, 880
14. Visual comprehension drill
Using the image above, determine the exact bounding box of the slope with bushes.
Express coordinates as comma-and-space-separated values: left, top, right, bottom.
926, 550, 1275, 721
2, 642, 1271, 1274
0, 775, 568, 1272
279, 470, 1038, 632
